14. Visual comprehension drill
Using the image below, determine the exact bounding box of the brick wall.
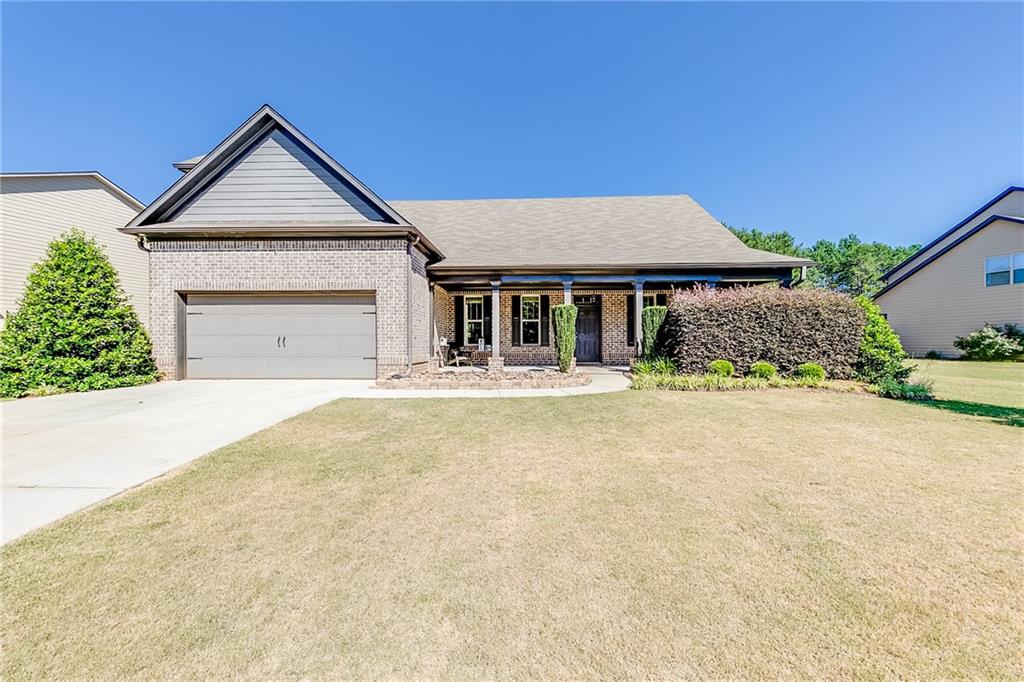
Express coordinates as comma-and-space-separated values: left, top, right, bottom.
437, 287, 671, 365
148, 238, 417, 378
410, 249, 431, 368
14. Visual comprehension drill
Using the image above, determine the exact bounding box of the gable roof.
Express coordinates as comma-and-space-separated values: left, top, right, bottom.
882, 186, 1024, 283
874, 213, 1024, 298
0, 171, 144, 211
124, 105, 428, 232
390, 195, 813, 271
124, 105, 811, 272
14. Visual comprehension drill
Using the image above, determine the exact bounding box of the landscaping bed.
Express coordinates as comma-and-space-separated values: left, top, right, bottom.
630, 372, 865, 393
375, 368, 589, 389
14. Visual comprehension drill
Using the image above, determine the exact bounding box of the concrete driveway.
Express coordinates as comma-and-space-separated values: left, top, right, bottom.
2, 379, 370, 544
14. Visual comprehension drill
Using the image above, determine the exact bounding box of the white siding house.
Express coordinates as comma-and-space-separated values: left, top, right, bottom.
0, 172, 147, 327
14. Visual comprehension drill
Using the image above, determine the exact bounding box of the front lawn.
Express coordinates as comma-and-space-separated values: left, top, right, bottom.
911, 359, 1024, 407
3, 391, 1021, 679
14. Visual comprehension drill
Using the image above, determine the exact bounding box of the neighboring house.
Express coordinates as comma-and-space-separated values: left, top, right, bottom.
123, 104, 811, 379
1, 172, 147, 327
876, 186, 1024, 356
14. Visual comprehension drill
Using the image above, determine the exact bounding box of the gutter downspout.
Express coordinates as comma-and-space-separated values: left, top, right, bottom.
407, 236, 420, 377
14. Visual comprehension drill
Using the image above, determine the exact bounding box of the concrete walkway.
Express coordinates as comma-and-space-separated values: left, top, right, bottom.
1, 368, 630, 544
2, 380, 370, 544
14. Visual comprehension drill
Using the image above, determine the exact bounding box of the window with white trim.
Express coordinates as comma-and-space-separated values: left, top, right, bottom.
520, 295, 541, 345
465, 296, 484, 343
985, 254, 1024, 287
643, 294, 657, 308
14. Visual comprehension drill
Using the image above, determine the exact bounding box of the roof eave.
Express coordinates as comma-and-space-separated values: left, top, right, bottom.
875, 214, 1024, 299
1, 171, 144, 210
119, 222, 444, 259
882, 185, 1024, 282
427, 260, 811, 275
129, 104, 413, 228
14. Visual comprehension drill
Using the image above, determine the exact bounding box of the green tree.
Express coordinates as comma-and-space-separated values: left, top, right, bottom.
725, 224, 806, 258
727, 223, 918, 297
807, 235, 919, 296
0, 229, 158, 397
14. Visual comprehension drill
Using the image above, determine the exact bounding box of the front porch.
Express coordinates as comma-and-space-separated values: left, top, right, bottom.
428, 275, 726, 370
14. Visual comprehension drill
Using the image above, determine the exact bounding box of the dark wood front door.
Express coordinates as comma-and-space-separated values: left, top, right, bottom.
574, 296, 601, 363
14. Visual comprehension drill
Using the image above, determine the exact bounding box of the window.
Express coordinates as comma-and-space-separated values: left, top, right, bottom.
465, 296, 484, 343
1015, 253, 1024, 284
985, 254, 1024, 287
643, 294, 657, 308
520, 295, 541, 345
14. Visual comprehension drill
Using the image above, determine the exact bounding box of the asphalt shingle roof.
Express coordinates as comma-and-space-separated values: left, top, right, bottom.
389, 194, 811, 269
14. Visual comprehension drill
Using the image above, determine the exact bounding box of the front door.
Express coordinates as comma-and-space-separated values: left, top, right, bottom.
574, 295, 601, 363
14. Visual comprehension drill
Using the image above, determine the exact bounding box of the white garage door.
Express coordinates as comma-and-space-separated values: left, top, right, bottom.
184, 294, 376, 379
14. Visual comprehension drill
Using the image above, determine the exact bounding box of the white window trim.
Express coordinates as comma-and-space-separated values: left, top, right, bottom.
520, 294, 541, 346
642, 294, 658, 308
464, 295, 484, 343
985, 253, 1023, 287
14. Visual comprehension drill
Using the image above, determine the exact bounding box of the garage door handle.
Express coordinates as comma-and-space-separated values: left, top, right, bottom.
276, 336, 281, 348
282, 336, 286, 348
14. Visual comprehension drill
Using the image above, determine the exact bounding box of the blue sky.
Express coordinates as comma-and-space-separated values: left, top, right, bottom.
2, 2, 1021, 246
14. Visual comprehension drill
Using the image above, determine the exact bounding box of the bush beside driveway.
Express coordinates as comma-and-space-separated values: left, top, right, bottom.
2, 389, 1021, 679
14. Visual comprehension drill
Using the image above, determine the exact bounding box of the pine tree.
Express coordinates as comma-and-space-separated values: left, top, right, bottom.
0, 229, 158, 397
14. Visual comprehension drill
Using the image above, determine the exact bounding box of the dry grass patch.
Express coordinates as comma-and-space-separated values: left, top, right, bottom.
2, 391, 1022, 679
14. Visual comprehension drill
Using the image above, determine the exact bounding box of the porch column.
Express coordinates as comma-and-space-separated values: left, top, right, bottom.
633, 280, 644, 357
428, 283, 437, 369
488, 280, 503, 370
563, 280, 572, 305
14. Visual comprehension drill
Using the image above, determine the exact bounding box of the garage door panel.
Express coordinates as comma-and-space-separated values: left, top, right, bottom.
187, 356, 376, 380
189, 334, 375, 358
187, 313, 375, 337
188, 294, 374, 306
184, 294, 376, 379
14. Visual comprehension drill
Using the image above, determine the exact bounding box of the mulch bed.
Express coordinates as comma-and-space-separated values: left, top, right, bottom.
375, 368, 590, 390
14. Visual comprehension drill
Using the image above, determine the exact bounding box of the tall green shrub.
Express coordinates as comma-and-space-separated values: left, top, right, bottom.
854, 296, 910, 383
640, 305, 668, 358
552, 304, 578, 373
657, 285, 864, 378
0, 229, 158, 397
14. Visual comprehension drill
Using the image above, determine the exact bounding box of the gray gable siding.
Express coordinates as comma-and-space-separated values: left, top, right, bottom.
170, 130, 388, 223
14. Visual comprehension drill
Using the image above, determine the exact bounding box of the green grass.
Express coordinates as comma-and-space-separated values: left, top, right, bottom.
908, 360, 1024, 426
910, 359, 1024, 407
3, 390, 1021, 679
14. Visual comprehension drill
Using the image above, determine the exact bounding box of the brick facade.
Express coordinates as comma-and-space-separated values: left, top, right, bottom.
436, 287, 672, 366
148, 238, 421, 378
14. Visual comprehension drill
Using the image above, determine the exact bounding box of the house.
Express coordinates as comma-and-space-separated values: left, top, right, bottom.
876, 186, 1024, 356
1, 172, 147, 327
123, 104, 811, 379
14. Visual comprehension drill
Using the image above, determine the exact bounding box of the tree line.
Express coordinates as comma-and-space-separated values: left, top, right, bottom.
725, 224, 920, 297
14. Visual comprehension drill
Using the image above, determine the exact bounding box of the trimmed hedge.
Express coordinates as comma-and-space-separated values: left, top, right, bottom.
640, 306, 668, 359
656, 286, 865, 378
552, 304, 578, 373
708, 359, 735, 377
795, 362, 826, 382
749, 361, 777, 379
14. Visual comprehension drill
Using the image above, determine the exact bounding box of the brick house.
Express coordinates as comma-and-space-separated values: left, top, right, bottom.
124, 105, 811, 379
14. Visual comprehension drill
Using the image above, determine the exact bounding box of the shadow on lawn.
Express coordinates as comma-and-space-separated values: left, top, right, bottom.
917, 399, 1024, 427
